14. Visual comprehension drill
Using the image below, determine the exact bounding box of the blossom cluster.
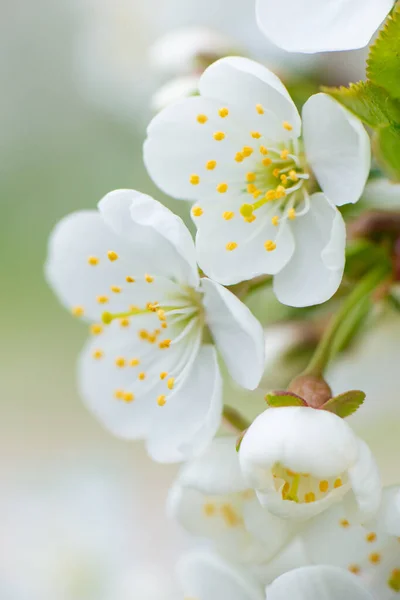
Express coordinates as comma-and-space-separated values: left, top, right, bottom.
46, 2, 400, 597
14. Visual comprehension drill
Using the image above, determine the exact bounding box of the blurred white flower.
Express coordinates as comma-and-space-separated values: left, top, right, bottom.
256, 0, 394, 54
168, 436, 298, 564
265, 565, 374, 600
239, 407, 381, 521
362, 178, 400, 210
151, 75, 199, 113
144, 57, 370, 306
301, 486, 400, 598
46, 189, 265, 462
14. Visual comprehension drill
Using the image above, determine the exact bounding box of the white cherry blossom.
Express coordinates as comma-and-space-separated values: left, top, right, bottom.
45, 189, 265, 463
168, 436, 299, 564
301, 486, 400, 599
239, 406, 381, 521
256, 0, 394, 54
144, 57, 370, 307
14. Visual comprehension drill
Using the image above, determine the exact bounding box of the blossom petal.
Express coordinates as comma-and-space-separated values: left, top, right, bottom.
273, 193, 346, 307
146, 345, 223, 462
377, 485, 400, 536
265, 566, 374, 600
347, 440, 382, 522
256, 0, 394, 53
178, 551, 264, 600
362, 178, 400, 210
201, 278, 265, 390
199, 57, 301, 137
303, 94, 370, 207
99, 189, 199, 287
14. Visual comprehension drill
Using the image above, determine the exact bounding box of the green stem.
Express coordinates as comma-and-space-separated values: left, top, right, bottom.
303, 266, 390, 377
223, 405, 250, 432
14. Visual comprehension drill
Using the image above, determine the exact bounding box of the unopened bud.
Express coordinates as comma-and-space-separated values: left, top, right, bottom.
288, 374, 332, 409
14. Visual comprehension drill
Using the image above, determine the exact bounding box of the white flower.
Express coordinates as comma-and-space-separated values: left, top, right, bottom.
362, 178, 400, 211
144, 57, 370, 307
152, 75, 200, 112
45, 189, 265, 462
239, 406, 381, 521
265, 565, 374, 600
301, 486, 400, 598
168, 436, 299, 564
255, 0, 394, 54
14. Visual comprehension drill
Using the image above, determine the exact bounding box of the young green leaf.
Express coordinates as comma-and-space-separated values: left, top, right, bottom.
322, 390, 366, 418
367, 7, 400, 99
265, 392, 306, 408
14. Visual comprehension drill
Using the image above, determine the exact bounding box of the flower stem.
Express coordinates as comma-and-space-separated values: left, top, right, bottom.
303, 265, 391, 377
222, 405, 250, 432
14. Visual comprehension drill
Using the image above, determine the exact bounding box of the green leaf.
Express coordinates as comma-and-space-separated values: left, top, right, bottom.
265, 392, 306, 408
373, 124, 400, 182
367, 7, 400, 99
322, 390, 365, 418
322, 81, 400, 129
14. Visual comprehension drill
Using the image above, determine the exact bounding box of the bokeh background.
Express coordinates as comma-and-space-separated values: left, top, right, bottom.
2, 0, 397, 598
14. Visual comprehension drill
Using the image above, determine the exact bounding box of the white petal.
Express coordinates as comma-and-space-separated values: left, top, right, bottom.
377, 486, 400, 536
178, 551, 264, 600
273, 193, 346, 307
303, 94, 370, 207
99, 189, 199, 287
151, 74, 200, 112
146, 345, 223, 463
362, 178, 400, 211
199, 57, 301, 137
256, 0, 394, 53
265, 566, 374, 600
201, 278, 265, 390
348, 440, 382, 522
176, 436, 248, 495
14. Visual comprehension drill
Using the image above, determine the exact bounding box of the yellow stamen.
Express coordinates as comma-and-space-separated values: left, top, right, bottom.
266, 190, 277, 201
203, 503, 216, 517
222, 211, 235, 220
91, 324, 103, 335
157, 309, 166, 321
123, 392, 134, 403
145, 274, 154, 283
348, 565, 361, 575
251, 131, 262, 139
88, 256, 99, 266
280, 149, 289, 160
319, 480, 329, 493
114, 389, 124, 400
340, 519, 350, 528
273, 168, 280, 178
192, 206, 203, 217
126, 276, 135, 283
369, 553, 381, 565
264, 240, 276, 252
217, 183, 228, 193
235, 152, 244, 163
190, 174, 200, 185
262, 157, 272, 166
219, 107, 229, 118
206, 160, 217, 170
160, 372, 168, 380
138, 371, 146, 380
120, 318, 130, 327
247, 183, 256, 194
275, 185, 286, 199
280, 174, 288, 184
167, 377, 175, 390
107, 250, 118, 261
92, 349, 103, 360
388, 569, 400, 592
271, 215, 279, 226
288, 208, 296, 220
283, 121, 293, 131
289, 170, 298, 182
246, 172, 256, 183
159, 339, 171, 349
72, 306, 84, 317
157, 395, 167, 406
240, 204, 254, 219
366, 532, 377, 543
214, 131, 225, 141
111, 286, 121, 293
242, 146, 253, 157
305, 492, 316, 503
226, 242, 238, 251
259, 146, 268, 155
256, 104, 264, 115
197, 114, 208, 124
115, 357, 126, 368
334, 478, 343, 489
130, 358, 140, 367
220, 504, 242, 527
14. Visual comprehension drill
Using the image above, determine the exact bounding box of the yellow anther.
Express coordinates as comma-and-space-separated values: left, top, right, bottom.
88, 256, 99, 266
282, 482, 290, 499
91, 324, 103, 335
120, 318, 130, 327
223, 211, 235, 220
159, 339, 171, 349
280, 149, 289, 160
114, 389, 124, 400
130, 358, 140, 367
369, 553, 381, 565
219, 107, 229, 118
115, 357, 126, 368
111, 286, 121, 293
283, 121, 293, 131
246, 172, 256, 183
126, 276, 135, 283
247, 184, 256, 194
275, 186, 286, 199
161, 322, 168, 329
72, 306, 84, 317
107, 250, 118, 261
214, 131, 225, 141
264, 240, 277, 252
220, 504, 242, 527
262, 157, 272, 166
157, 309, 166, 321
217, 182, 228, 193
203, 503, 216, 517
138, 371, 146, 380
334, 478, 343, 489
305, 492, 316, 503
288, 208, 296, 220
340, 519, 350, 528
240, 204, 254, 219
388, 569, 400, 592
319, 480, 329, 493
146, 302, 159, 312
190, 174, 200, 185
251, 131, 262, 139
145, 274, 154, 283
348, 565, 361, 575
157, 395, 167, 406
226, 242, 238, 251
256, 104, 265, 115
252, 190, 262, 199
242, 146, 253, 157
197, 114, 208, 124
366, 532, 377, 543
266, 190, 277, 201
167, 377, 175, 390
259, 146, 268, 155
245, 215, 256, 223
123, 392, 134, 403
92, 349, 103, 360
271, 215, 279, 226
289, 170, 298, 182
139, 329, 149, 340
235, 152, 244, 163
280, 174, 288, 184
273, 168, 281, 178
160, 372, 168, 380
206, 160, 217, 170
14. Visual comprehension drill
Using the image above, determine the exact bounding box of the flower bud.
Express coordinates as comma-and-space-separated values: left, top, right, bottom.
288, 374, 332, 409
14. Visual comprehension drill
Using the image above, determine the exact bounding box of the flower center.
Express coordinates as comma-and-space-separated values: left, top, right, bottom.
272, 464, 346, 504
